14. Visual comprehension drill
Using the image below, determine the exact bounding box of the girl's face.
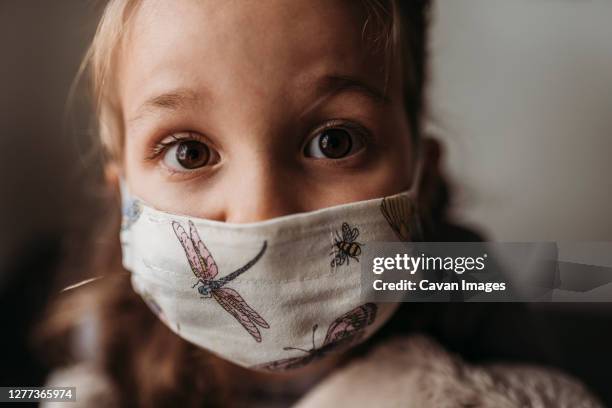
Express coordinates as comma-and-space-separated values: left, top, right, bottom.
118, 0, 415, 223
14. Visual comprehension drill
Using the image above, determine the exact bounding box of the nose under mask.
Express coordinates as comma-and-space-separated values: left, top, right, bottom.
119, 165, 423, 370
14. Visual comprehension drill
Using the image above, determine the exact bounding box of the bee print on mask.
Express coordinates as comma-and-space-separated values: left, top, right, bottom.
330, 222, 363, 267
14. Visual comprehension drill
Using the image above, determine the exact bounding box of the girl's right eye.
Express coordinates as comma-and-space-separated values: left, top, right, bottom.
158, 134, 220, 171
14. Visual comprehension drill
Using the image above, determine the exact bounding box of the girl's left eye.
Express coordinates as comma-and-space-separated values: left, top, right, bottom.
304, 127, 365, 159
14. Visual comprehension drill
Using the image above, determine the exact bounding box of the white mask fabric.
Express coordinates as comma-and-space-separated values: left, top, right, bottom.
119, 173, 423, 370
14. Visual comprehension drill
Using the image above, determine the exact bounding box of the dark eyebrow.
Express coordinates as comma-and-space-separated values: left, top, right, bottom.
128, 88, 204, 124
301, 74, 390, 118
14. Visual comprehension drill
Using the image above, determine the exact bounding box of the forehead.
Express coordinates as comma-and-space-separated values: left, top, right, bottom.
117, 0, 391, 119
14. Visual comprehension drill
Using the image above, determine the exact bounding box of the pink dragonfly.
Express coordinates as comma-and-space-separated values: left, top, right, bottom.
172, 220, 270, 342
254, 303, 377, 370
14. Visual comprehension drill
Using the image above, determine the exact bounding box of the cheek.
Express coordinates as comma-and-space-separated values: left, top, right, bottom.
359, 135, 414, 197
303, 128, 415, 207
317, 152, 412, 204
122, 139, 167, 208
122, 136, 228, 219
350, 114, 415, 196
123, 138, 148, 196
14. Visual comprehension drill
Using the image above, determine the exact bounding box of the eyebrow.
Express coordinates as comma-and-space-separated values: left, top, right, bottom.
322, 75, 389, 102
127, 75, 388, 125
128, 88, 204, 124
300, 74, 390, 118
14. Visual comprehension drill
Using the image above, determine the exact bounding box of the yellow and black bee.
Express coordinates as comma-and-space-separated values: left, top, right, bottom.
331, 222, 363, 267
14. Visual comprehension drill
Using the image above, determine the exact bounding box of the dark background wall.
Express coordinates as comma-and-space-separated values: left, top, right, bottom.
0, 0, 100, 390
0, 1, 98, 276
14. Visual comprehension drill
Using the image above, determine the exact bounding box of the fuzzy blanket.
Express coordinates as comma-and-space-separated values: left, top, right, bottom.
294, 335, 603, 408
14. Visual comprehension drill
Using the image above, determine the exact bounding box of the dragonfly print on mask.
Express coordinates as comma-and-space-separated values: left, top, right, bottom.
254, 303, 378, 371
330, 222, 363, 267
172, 220, 270, 342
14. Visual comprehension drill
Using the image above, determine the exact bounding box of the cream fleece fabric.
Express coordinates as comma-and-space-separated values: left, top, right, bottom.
294, 334, 603, 408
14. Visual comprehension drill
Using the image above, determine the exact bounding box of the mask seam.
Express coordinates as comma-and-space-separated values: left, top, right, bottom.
140, 214, 387, 235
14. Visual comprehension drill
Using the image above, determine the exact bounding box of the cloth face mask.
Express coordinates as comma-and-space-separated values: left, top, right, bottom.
119, 178, 422, 371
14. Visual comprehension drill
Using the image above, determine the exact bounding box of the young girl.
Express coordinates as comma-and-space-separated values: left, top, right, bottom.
39, 1, 601, 407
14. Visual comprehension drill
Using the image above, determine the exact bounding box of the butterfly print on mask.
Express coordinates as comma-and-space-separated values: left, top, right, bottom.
254, 303, 377, 371
172, 220, 270, 342
330, 222, 363, 267
380, 194, 421, 242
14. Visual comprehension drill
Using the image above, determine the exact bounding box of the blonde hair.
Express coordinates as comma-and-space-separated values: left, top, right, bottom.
76, 0, 430, 162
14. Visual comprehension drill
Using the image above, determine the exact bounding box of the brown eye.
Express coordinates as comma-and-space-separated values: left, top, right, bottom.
176, 140, 210, 168
162, 138, 218, 171
304, 127, 364, 159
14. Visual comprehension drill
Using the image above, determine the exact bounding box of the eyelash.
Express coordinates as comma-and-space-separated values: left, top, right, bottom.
303, 119, 372, 153
145, 131, 206, 161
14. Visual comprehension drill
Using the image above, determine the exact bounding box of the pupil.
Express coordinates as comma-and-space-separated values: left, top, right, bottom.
176, 141, 210, 169
319, 129, 352, 159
